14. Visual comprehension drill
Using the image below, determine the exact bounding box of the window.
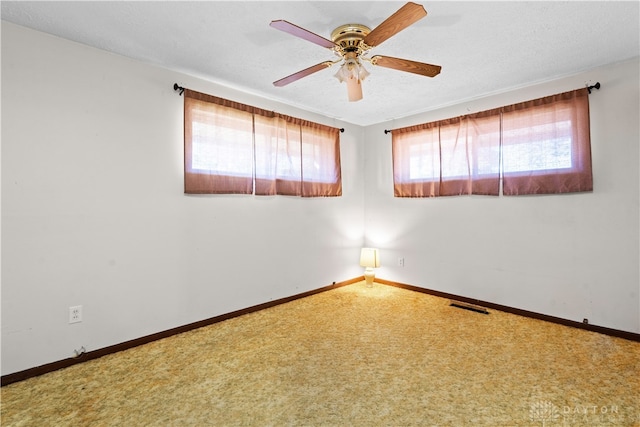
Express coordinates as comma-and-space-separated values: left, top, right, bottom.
501, 122, 573, 173
392, 88, 592, 197
501, 89, 592, 195
184, 89, 342, 197
393, 111, 501, 197
190, 102, 253, 177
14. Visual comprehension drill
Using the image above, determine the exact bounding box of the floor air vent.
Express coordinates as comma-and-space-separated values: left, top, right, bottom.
449, 300, 489, 314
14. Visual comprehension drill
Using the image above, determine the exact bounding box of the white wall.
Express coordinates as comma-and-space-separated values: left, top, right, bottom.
2, 21, 638, 377
364, 58, 640, 334
1, 22, 365, 376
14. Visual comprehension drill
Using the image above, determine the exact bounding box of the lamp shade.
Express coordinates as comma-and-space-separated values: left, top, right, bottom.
346, 76, 363, 102
334, 57, 368, 102
360, 248, 380, 268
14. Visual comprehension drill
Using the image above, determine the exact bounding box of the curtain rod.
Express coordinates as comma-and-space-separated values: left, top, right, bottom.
174, 83, 185, 95
383, 82, 602, 134
173, 83, 344, 133
586, 82, 601, 93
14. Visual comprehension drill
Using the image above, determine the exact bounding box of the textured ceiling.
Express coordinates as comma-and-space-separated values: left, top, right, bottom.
2, 1, 639, 126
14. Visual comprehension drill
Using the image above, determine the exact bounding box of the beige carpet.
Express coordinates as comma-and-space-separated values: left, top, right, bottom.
2, 282, 639, 426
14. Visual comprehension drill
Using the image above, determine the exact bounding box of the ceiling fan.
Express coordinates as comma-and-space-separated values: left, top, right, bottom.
270, 2, 441, 102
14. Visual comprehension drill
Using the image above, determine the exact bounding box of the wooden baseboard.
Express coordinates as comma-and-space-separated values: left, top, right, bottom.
3, 276, 637, 386
1, 277, 360, 387
375, 278, 640, 343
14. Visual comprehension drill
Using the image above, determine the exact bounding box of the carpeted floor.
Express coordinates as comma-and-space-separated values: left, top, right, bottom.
2, 282, 639, 426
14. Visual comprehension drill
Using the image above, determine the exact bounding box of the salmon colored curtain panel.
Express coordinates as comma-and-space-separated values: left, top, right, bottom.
392, 122, 441, 197
392, 109, 501, 197
184, 93, 254, 194
253, 115, 342, 197
184, 89, 341, 197
392, 88, 592, 197
501, 88, 592, 195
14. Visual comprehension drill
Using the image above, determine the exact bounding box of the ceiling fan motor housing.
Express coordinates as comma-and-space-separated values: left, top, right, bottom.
331, 24, 372, 56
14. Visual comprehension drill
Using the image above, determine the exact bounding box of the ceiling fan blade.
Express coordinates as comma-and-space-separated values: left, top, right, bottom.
363, 2, 427, 48
273, 62, 334, 87
371, 55, 441, 77
270, 20, 337, 49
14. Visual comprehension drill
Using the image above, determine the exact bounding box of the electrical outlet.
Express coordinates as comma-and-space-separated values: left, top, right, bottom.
398, 257, 405, 267
69, 305, 82, 324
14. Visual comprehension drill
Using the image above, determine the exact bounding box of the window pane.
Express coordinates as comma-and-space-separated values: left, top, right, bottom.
440, 136, 469, 179
191, 120, 253, 176
502, 120, 573, 174
409, 142, 439, 180
187, 103, 253, 177
402, 130, 438, 181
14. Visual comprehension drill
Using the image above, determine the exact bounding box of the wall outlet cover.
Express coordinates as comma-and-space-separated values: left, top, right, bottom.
69, 305, 82, 324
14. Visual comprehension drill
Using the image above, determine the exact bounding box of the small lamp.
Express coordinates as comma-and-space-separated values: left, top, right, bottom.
360, 248, 380, 287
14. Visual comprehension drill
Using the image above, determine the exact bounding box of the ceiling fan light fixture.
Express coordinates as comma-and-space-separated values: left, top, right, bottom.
270, 3, 440, 101
334, 57, 368, 101
333, 63, 348, 83
346, 75, 363, 102
333, 58, 356, 82
358, 63, 370, 81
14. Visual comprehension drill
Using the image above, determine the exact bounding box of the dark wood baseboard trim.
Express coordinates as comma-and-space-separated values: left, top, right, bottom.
5, 276, 637, 386
375, 278, 640, 343
1, 277, 361, 387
